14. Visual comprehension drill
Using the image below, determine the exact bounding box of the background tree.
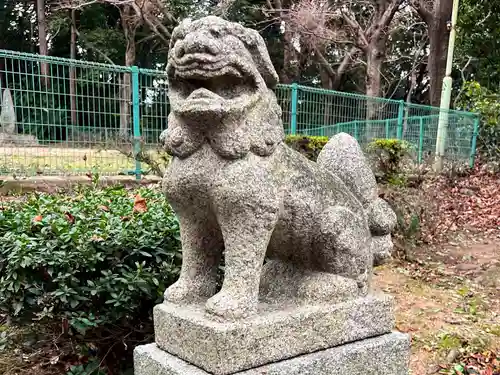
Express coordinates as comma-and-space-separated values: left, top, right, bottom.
456, 0, 500, 91
412, 0, 453, 107
36, 0, 51, 87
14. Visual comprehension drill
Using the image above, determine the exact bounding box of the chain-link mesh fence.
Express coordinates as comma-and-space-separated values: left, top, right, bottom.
0, 50, 479, 178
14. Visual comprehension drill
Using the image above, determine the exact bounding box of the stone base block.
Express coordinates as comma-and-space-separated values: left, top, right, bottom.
154, 294, 395, 375
135, 331, 410, 375
0, 132, 39, 146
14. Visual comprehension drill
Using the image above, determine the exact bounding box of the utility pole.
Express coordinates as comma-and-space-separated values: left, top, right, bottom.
434, 0, 460, 172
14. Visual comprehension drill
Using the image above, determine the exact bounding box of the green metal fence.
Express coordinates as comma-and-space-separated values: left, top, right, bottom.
0, 49, 479, 178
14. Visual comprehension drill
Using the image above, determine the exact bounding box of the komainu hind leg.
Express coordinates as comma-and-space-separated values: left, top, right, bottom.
319, 206, 373, 296
259, 259, 359, 304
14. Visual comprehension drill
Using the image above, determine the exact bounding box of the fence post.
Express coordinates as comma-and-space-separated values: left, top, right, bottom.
354, 120, 359, 140
469, 116, 480, 168
397, 100, 404, 140
418, 117, 424, 164
290, 83, 298, 135
131, 66, 141, 180
385, 119, 390, 138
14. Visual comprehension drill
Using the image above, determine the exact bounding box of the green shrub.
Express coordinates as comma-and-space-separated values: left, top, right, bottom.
285, 135, 329, 161
66, 361, 107, 375
456, 81, 500, 162
367, 138, 412, 183
0, 184, 181, 333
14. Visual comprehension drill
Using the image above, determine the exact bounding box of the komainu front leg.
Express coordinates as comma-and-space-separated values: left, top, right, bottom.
206, 162, 281, 319
206, 204, 279, 318
164, 211, 223, 304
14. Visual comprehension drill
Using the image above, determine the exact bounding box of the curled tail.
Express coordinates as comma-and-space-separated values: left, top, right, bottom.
317, 133, 397, 266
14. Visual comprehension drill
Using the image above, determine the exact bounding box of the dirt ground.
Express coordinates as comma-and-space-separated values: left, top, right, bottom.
374, 236, 500, 374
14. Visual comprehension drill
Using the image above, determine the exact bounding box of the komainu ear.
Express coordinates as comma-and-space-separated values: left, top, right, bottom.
248, 90, 285, 157
237, 28, 279, 89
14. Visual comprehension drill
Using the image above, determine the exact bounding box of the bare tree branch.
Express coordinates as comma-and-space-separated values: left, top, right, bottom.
368, 0, 404, 41
332, 46, 360, 88
57, 0, 174, 43
211, 0, 240, 16
130, 1, 170, 43
341, 11, 369, 49
315, 46, 361, 90
453, 56, 474, 108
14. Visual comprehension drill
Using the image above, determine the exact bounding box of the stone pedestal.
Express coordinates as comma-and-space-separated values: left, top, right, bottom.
134, 294, 410, 375
135, 332, 410, 375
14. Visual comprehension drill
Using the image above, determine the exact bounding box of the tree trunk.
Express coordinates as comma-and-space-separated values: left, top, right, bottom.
419, 0, 453, 106
281, 27, 299, 83
274, 0, 300, 84
319, 66, 335, 134
69, 9, 78, 125
119, 6, 136, 139
365, 44, 384, 112
365, 42, 384, 141
427, 27, 450, 106
36, 0, 50, 87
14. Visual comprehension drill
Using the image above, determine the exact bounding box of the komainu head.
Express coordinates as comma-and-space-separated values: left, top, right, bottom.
166, 16, 279, 118
163, 16, 284, 160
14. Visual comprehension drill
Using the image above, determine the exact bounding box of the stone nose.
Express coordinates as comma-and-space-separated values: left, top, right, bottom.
175, 32, 220, 59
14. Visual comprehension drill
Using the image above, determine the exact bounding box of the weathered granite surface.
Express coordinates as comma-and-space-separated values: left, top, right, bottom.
317, 133, 397, 266
135, 332, 411, 375
161, 15, 397, 320
154, 295, 395, 375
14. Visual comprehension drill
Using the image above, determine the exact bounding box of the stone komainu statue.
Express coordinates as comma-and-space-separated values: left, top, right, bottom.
161, 16, 397, 319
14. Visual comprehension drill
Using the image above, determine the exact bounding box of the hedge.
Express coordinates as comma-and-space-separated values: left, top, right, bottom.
0, 184, 181, 334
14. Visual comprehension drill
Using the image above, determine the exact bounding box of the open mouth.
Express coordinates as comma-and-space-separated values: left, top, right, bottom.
170, 59, 257, 101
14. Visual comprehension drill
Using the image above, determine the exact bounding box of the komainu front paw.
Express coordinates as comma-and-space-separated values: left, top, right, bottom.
205, 289, 256, 319
164, 277, 216, 304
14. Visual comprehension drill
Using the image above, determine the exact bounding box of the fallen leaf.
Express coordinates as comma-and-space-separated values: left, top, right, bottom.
99, 205, 110, 212
64, 212, 75, 224
62, 318, 69, 334
33, 215, 43, 222
133, 195, 147, 213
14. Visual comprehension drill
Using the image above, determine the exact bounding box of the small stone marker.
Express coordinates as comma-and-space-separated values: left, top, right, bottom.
134, 16, 410, 375
0, 88, 17, 134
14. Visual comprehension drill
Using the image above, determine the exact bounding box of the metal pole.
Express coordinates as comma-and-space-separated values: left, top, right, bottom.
290, 83, 298, 135
418, 117, 424, 164
469, 116, 480, 168
434, 0, 460, 172
131, 66, 142, 181
397, 100, 404, 140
